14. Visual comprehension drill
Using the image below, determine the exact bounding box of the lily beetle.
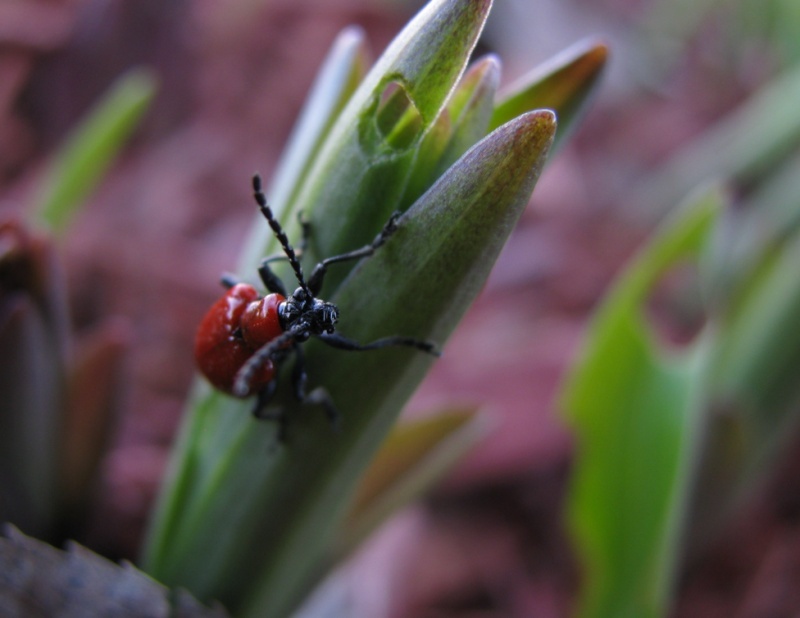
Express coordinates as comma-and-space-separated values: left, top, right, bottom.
194, 174, 439, 436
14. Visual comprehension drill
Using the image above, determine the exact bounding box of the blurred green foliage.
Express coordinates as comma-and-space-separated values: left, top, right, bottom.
562, 5, 800, 611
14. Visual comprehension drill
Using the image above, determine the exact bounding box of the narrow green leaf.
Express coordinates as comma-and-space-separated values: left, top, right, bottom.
702, 152, 800, 305
144, 1, 493, 588
288, 408, 483, 617
279, 0, 494, 293
561, 187, 723, 617
0, 221, 70, 538
62, 319, 129, 512
400, 55, 501, 210
241, 108, 555, 618
270, 26, 369, 208
146, 31, 371, 576
335, 407, 484, 558
144, 110, 555, 618
637, 0, 723, 74
490, 38, 608, 152
439, 55, 501, 165
32, 68, 157, 234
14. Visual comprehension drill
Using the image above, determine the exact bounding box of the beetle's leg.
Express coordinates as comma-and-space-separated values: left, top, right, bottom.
306, 211, 401, 295
251, 379, 289, 443
250, 344, 298, 443
305, 387, 340, 430
257, 260, 287, 296
252, 378, 278, 417
233, 331, 296, 398
219, 272, 241, 289
317, 332, 440, 356
290, 342, 308, 401
291, 344, 341, 430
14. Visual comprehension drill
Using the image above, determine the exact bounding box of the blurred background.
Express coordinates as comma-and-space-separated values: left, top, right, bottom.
3, 0, 800, 616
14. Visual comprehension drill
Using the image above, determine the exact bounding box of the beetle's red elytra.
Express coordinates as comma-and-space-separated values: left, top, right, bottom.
194, 283, 281, 396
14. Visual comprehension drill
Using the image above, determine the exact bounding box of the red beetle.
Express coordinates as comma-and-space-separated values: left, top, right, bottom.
194, 283, 283, 397
194, 174, 439, 435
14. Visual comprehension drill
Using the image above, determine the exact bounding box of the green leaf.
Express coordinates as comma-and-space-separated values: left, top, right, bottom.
143, 110, 555, 618
637, 0, 723, 74
32, 68, 157, 234
334, 407, 484, 559
490, 38, 608, 153
246, 108, 554, 618
291, 407, 485, 612
144, 0, 500, 611
272, 0, 494, 294
400, 55, 501, 210
62, 319, 129, 513
560, 187, 723, 617
703, 150, 800, 301
0, 220, 71, 539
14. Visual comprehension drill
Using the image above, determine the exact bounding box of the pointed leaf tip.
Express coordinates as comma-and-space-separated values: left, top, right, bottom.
373, 0, 494, 121
490, 39, 606, 152
469, 109, 557, 184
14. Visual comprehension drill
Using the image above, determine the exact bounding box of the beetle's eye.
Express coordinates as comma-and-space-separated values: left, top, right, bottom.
326, 303, 339, 325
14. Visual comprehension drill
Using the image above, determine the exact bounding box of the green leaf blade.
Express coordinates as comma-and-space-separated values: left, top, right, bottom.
279, 0, 494, 292
33, 68, 157, 234
490, 38, 608, 152
687, 215, 800, 544
144, 110, 555, 618
561, 188, 723, 617
238, 108, 556, 618
340, 407, 483, 553
400, 54, 501, 210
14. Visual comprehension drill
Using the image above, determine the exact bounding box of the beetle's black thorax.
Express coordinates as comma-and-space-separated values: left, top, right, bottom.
278, 286, 339, 339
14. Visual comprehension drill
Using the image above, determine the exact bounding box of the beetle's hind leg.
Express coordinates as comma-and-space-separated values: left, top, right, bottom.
251, 379, 290, 443
292, 345, 341, 430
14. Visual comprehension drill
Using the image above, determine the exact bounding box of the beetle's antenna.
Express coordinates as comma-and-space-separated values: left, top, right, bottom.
252, 174, 310, 296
